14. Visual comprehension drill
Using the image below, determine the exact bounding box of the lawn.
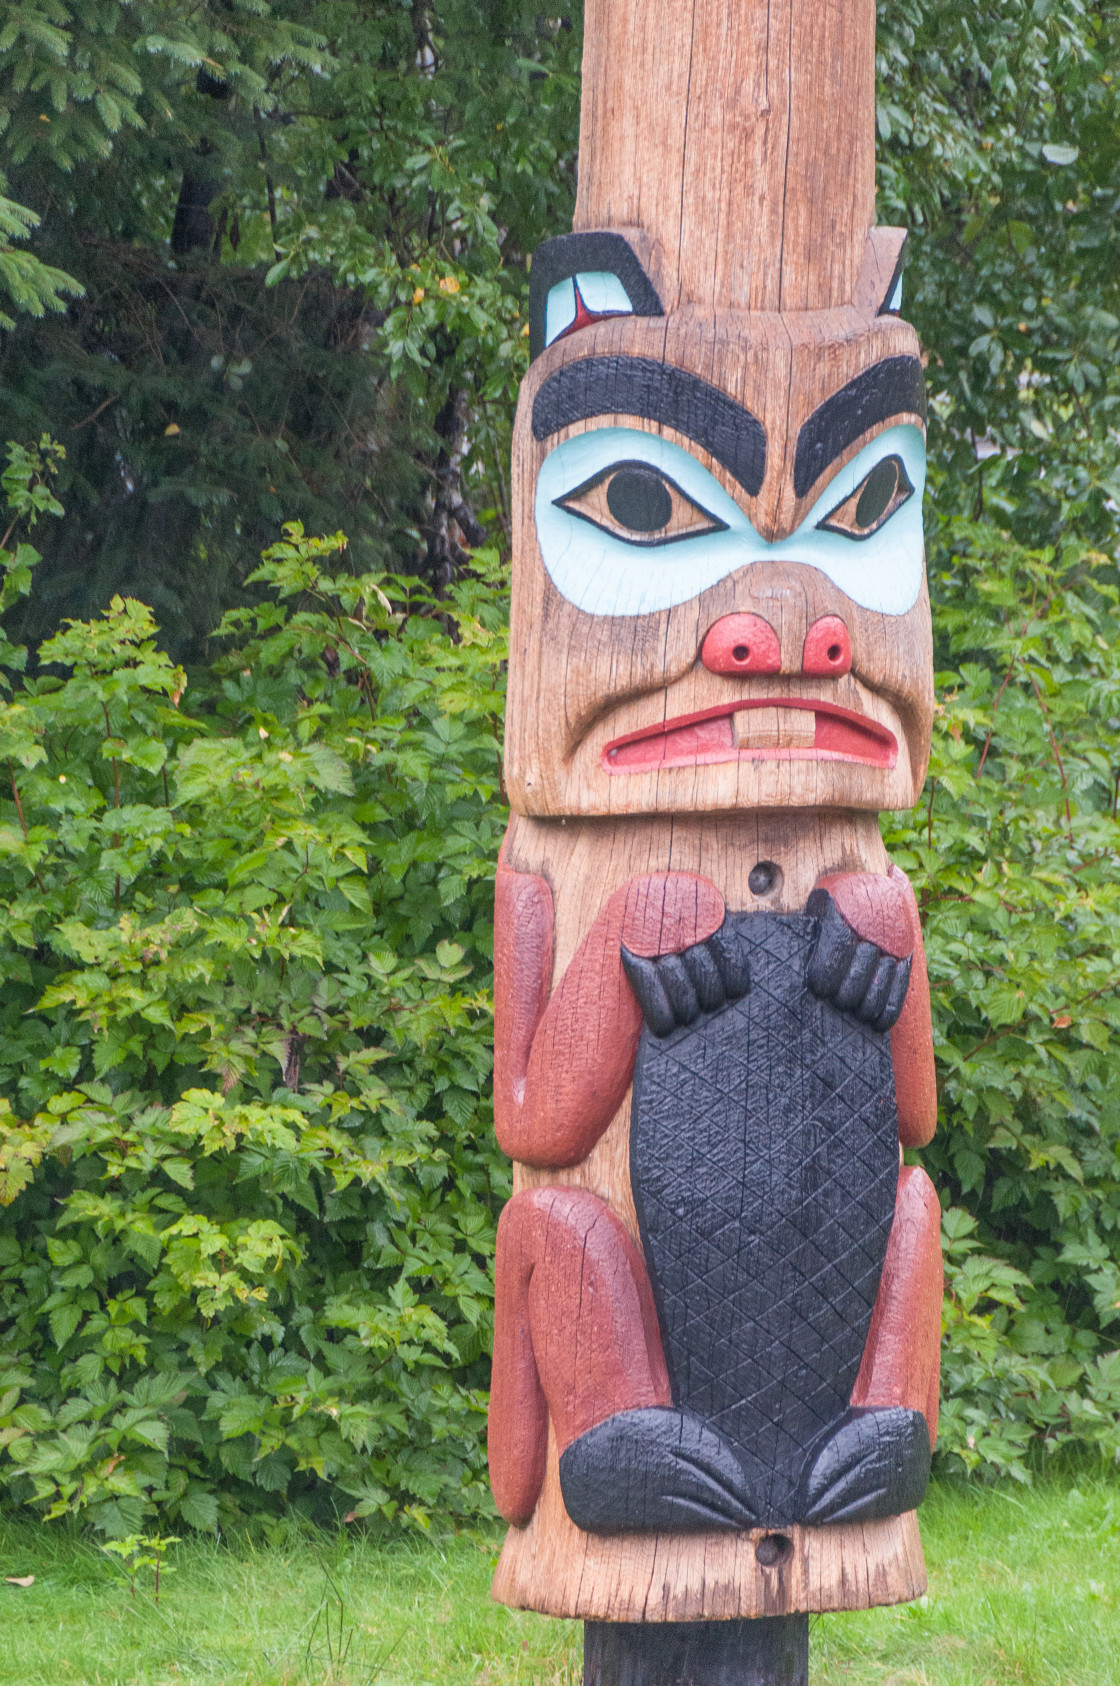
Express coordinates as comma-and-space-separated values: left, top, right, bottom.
0, 1472, 1116, 1686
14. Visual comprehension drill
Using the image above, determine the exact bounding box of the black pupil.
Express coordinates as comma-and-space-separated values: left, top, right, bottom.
854, 458, 899, 530
606, 467, 673, 533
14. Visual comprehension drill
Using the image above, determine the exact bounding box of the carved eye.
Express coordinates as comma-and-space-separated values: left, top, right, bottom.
818, 454, 914, 540
556, 462, 727, 547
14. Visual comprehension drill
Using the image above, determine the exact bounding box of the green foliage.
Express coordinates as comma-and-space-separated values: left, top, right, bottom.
0, 1, 578, 653
0, 511, 508, 1535
99, 1531, 179, 1602
2, 1, 1115, 651
887, 516, 1120, 1478
940, 1205, 1120, 1482
878, 1, 1120, 549
0, 192, 81, 328
5, 493, 1120, 1527
0, 2, 326, 171
0, 0, 1119, 1525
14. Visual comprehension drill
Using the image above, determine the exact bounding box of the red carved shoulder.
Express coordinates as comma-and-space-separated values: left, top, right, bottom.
494, 867, 724, 1168
494, 859, 554, 1129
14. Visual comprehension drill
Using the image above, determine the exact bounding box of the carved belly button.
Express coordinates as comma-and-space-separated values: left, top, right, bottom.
756, 1533, 794, 1568
749, 861, 783, 898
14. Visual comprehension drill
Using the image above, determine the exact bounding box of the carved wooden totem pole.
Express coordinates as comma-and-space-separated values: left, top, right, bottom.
488, 3, 942, 1682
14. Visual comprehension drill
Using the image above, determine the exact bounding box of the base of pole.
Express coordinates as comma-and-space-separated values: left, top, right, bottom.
583, 1618, 809, 1686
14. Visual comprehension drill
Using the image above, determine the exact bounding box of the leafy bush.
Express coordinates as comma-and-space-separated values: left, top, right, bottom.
0, 452, 507, 1536
3, 437, 1120, 1534
891, 514, 1120, 1478
0, 1, 1118, 1530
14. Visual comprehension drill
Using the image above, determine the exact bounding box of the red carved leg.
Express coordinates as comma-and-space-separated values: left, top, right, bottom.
495, 857, 725, 1168
850, 1165, 943, 1444
488, 1186, 671, 1525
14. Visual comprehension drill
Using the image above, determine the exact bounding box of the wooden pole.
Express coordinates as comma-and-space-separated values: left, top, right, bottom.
584, 1617, 809, 1686
489, 4, 943, 1680
574, 0, 876, 313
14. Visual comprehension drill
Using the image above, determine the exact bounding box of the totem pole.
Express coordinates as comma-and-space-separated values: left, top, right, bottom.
489, 3, 942, 1682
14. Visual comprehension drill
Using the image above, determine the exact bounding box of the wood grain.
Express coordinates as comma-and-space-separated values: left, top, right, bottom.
507, 808, 893, 1243
491, 1428, 926, 1621
852, 228, 909, 317
575, 0, 876, 316
495, 867, 725, 1168
490, 1186, 671, 1525
887, 865, 938, 1147
504, 808, 889, 1227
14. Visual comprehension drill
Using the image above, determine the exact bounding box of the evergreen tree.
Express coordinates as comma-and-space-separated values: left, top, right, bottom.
0, 3, 580, 655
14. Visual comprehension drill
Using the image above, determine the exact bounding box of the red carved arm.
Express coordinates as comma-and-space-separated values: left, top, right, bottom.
494, 857, 725, 1168
813, 865, 937, 1148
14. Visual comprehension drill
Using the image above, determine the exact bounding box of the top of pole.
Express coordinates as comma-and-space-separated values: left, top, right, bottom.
573, 0, 877, 315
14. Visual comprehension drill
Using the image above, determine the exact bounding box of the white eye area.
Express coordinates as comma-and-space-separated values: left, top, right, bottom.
556, 461, 725, 546
534, 424, 927, 618
885, 275, 903, 313
544, 272, 634, 348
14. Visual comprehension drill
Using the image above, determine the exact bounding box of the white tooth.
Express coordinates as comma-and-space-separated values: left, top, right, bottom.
734, 707, 816, 750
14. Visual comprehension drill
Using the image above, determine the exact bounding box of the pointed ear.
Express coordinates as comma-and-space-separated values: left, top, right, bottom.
852, 229, 910, 319
529, 231, 664, 361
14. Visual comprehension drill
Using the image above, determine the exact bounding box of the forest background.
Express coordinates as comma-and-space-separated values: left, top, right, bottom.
0, 0, 1119, 1541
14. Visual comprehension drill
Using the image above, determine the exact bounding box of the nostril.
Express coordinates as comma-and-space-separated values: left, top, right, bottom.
802, 615, 852, 677
701, 614, 781, 676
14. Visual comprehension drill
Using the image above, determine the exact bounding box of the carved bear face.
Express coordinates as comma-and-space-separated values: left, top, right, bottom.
504, 231, 934, 820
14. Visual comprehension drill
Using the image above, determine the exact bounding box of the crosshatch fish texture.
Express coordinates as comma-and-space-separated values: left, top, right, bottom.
630, 914, 900, 1523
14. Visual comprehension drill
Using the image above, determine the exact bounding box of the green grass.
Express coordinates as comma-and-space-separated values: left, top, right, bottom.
1, 1473, 1117, 1686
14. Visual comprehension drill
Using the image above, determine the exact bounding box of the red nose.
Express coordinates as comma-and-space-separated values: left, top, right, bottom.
802, 616, 852, 677
700, 614, 782, 676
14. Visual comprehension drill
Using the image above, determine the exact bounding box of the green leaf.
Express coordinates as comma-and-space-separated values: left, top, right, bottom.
178, 1487, 219, 1531
218, 1397, 265, 1440
48, 1303, 81, 1350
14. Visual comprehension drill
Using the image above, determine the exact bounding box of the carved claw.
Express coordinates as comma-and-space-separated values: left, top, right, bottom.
798, 1407, 931, 1524
806, 891, 912, 1032
622, 915, 751, 1037
620, 949, 676, 1036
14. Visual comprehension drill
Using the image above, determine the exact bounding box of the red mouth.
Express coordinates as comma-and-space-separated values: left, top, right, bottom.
602, 698, 898, 774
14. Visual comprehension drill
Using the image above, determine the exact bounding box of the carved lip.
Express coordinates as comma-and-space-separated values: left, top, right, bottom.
601, 698, 898, 774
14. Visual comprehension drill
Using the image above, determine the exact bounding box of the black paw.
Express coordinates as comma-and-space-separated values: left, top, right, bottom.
805, 891, 911, 1031
796, 1406, 931, 1525
621, 915, 751, 1037
559, 1407, 759, 1532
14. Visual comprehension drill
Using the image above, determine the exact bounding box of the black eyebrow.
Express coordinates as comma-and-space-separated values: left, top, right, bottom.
531, 356, 766, 497
794, 356, 927, 499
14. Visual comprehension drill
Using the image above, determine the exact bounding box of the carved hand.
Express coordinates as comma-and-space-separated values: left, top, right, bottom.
806, 888, 911, 1032
621, 915, 751, 1037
